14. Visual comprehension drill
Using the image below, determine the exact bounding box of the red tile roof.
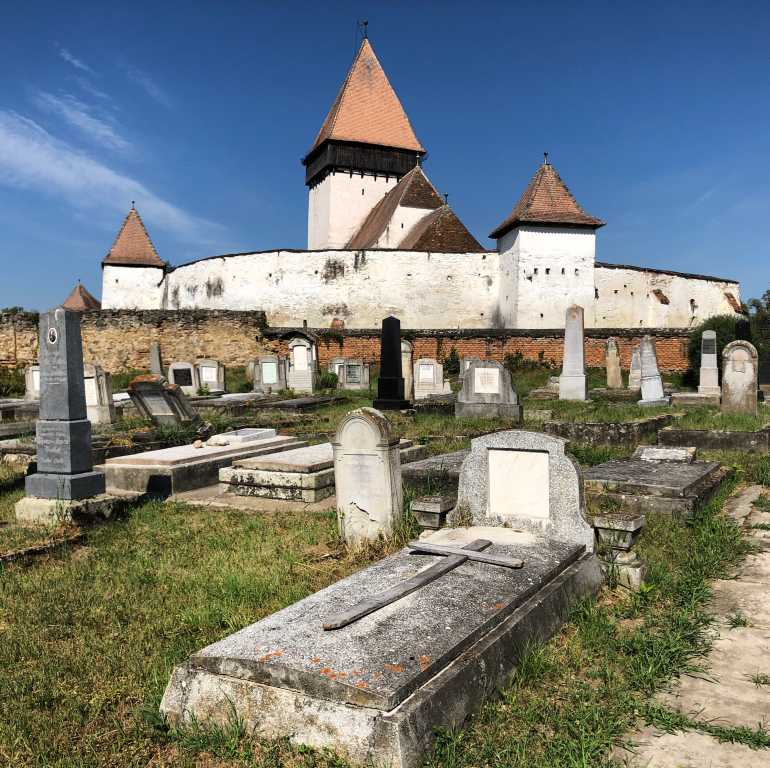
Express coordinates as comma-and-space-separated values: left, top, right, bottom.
308, 39, 425, 156
489, 160, 604, 238
62, 282, 101, 311
400, 206, 484, 252
103, 206, 165, 267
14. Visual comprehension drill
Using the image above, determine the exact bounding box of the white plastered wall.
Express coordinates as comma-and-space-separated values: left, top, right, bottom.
101, 265, 165, 309
374, 204, 432, 248
308, 172, 397, 249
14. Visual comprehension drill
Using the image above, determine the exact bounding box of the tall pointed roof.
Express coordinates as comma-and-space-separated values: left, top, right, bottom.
307, 38, 425, 156
62, 281, 101, 311
489, 158, 605, 239
102, 206, 165, 267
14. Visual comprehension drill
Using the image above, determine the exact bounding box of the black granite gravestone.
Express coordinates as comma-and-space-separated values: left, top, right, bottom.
25, 307, 105, 500
373, 316, 410, 410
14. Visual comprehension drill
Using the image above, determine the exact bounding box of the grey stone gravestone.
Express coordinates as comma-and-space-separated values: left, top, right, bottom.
638, 336, 668, 405
413, 358, 451, 399
84, 364, 116, 425
455, 359, 522, 420
628, 345, 641, 389
253, 354, 286, 394
698, 330, 720, 396
168, 362, 199, 395
721, 340, 758, 414
149, 342, 163, 376
605, 337, 623, 389
24, 364, 40, 400
449, 429, 594, 551
128, 375, 199, 426
400, 341, 414, 401
559, 305, 587, 401
333, 407, 403, 547
287, 337, 316, 394
195, 359, 226, 394
23, 307, 105, 500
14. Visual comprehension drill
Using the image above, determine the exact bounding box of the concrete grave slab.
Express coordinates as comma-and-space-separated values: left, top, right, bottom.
401, 450, 469, 484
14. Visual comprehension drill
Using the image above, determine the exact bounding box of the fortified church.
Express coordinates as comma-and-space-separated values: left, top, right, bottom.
100, 38, 740, 330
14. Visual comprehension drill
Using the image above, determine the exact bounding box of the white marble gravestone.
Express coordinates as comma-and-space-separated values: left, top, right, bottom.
253, 355, 286, 394
605, 338, 623, 389
167, 362, 199, 395
450, 430, 594, 551
698, 330, 720, 396
195, 359, 226, 394
559, 305, 587, 401
638, 336, 668, 405
333, 407, 402, 547
400, 341, 414, 401
286, 337, 316, 394
24, 364, 40, 400
413, 358, 451, 400
628, 345, 641, 389
455, 359, 522, 420
721, 340, 758, 414
84, 364, 116, 425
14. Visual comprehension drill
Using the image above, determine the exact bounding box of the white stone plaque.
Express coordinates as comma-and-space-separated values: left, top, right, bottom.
262, 361, 278, 385
488, 448, 549, 521
419, 363, 434, 383
32, 369, 40, 390
293, 346, 308, 371
144, 393, 174, 416
200, 365, 218, 383
474, 367, 500, 394
84, 377, 98, 405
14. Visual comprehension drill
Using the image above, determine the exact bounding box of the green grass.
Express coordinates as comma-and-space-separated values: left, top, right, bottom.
676, 407, 770, 432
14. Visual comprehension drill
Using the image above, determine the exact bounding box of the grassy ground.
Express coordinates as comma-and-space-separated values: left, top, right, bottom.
675, 406, 770, 432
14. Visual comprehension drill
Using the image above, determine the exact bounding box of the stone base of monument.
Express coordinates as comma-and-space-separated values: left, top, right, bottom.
160, 526, 602, 768
558, 374, 587, 401
454, 402, 523, 420
588, 387, 640, 402
670, 391, 720, 407
98, 432, 304, 496
220, 440, 427, 502
410, 494, 456, 529
25, 470, 105, 499
15, 490, 142, 525
637, 397, 671, 407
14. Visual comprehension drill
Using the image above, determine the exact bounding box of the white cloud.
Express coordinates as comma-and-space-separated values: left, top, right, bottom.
126, 66, 171, 108
74, 77, 112, 103
0, 111, 221, 243
32, 91, 129, 151
57, 46, 94, 75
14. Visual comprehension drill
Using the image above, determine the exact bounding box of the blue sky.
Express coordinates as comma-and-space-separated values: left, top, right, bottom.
1, 1, 769, 310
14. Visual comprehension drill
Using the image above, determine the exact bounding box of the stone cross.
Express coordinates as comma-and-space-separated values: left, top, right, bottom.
628, 345, 641, 389
605, 337, 623, 389
24, 307, 105, 500
559, 305, 587, 401
149, 341, 163, 376
721, 340, 758, 414
333, 407, 403, 546
638, 336, 667, 405
697, 330, 720, 396
373, 316, 409, 410
455, 359, 522, 420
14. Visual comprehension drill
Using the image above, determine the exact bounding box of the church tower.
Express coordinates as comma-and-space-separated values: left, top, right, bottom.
303, 38, 426, 249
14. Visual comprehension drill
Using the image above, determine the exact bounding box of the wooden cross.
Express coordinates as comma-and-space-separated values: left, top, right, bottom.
323, 539, 524, 630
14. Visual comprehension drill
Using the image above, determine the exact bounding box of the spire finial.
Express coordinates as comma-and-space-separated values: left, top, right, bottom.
359, 19, 368, 39
543, 152, 549, 165
131, 200, 136, 209
443, 192, 449, 205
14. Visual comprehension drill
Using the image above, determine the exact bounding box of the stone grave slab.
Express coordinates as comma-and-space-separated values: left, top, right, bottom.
99, 434, 303, 496
401, 449, 469, 484
207, 428, 276, 446
161, 527, 601, 768
128, 375, 199, 426
584, 458, 726, 517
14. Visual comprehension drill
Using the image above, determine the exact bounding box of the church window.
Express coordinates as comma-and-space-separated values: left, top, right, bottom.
540, 313, 544, 318
361, 189, 365, 195
575, 268, 579, 276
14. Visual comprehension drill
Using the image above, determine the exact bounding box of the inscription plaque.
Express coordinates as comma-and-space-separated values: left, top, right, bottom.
474, 367, 500, 394
702, 337, 717, 356
419, 363, 434, 383
262, 361, 278, 385
488, 448, 549, 521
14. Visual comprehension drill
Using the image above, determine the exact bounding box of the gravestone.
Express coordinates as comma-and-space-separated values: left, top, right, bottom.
22, 307, 105, 501
149, 342, 163, 376
24, 364, 40, 400
373, 316, 410, 410
559, 305, 587, 401
253, 354, 286, 394
195, 359, 226, 394
455, 359, 522, 420
286, 337, 316, 394
329, 358, 370, 390
697, 330, 720, 396
721, 340, 758, 414
333, 407, 402, 546
400, 341, 414, 401
128, 375, 199, 426
413, 358, 451, 400
628, 345, 641, 389
605, 337, 623, 389
638, 336, 668, 405
84, 364, 116, 425
168, 362, 199, 395
449, 429, 594, 551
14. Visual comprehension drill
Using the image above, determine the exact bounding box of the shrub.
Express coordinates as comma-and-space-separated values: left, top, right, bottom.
317, 371, 338, 390
0, 367, 25, 397
443, 347, 460, 376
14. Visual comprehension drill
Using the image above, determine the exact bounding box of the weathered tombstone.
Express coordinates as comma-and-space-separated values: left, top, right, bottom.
128, 375, 199, 426
455, 359, 522, 420
286, 337, 316, 394
149, 342, 163, 377
335, 359, 370, 390
373, 316, 410, 410
400, 340, 414, 401
605, 337, 623, 389
638, 336, 668, 405
84, 364, 116, 425
460, 356, 482, 375
21, 308, 106, 504
195, 359, 226, 394
253, 354, 286, 394
697, 330, 720, 396
413, 358, 451, 400
449, 429, 594, 551
24, 364, 40, 400
628, 345, 642, 389
559, 305, 587, 401
721, 340, 758, 414
167, 362, 199, 395
333, 408, 402, 546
